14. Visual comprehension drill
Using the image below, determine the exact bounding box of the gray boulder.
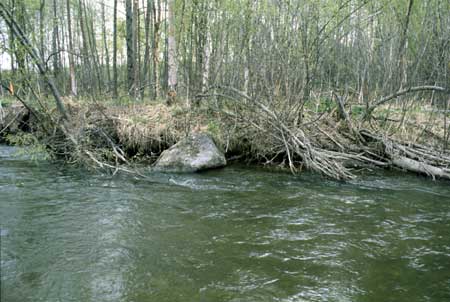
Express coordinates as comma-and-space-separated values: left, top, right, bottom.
153, 133, 226, 172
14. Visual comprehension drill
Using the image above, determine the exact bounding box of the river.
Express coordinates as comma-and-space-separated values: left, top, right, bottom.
1, 145, 449, 302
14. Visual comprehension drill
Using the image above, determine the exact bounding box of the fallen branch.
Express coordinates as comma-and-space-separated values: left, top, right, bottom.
213, 86, 356, 180
391, 156, 450, 180
361, 129, 450, 180
366, 85, 447, 117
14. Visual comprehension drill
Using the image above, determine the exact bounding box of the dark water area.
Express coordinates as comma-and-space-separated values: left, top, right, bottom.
1, 145, 450, 302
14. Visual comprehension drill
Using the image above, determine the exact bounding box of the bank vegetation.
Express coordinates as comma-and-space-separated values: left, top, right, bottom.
0, 0, 449, 180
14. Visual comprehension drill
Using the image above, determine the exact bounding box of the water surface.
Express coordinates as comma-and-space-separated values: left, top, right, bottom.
1, 145, 449, 302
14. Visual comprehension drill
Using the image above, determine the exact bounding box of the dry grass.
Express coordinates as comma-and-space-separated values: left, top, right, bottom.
108, 103, 254, 158
372, 102, 449, 149
5, 94, 449, 179
110, 103, 186, 153
57, 100, 248, 159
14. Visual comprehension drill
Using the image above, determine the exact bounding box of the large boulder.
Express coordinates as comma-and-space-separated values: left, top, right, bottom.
153, 133, 226, 172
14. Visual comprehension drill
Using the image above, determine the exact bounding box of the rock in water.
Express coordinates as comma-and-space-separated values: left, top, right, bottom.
154, 133, 226, 172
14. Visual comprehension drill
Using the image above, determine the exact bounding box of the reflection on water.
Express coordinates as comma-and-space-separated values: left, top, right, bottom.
1, 145, 450, 302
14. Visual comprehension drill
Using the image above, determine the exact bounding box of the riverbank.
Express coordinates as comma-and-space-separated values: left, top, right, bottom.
1, 96, 450, 180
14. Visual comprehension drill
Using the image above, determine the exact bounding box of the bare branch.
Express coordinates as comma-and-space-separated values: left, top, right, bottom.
366, 85, 448, 116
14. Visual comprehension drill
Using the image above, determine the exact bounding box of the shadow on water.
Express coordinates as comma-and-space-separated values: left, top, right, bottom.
1, 145, 450, 302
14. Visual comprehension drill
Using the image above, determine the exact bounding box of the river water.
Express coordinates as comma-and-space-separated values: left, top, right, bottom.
1, 145, 449, 302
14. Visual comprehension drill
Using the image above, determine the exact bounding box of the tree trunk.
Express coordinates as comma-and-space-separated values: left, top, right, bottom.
39, 0, 45, 64
167, 0, 177, 96
84, 3, 102, 93
66, 0, 77, 96
201, 30, 211, 93
9, 0, 15, 73
142, 0, 152, 98
397, 0, 414, 89
126, 0, 134, 95
101, 0, 111, 89
133, 0, 140, 98
15, 2, 27, 74
78, 0, 91, 92
52, 0, 61, 78
112, 0, 118, 98
152, 0, 161, 98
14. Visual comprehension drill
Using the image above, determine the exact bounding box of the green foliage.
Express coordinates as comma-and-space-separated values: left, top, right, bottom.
207, 120, 220, 137
351, 105, 366, 117
316, 98, 335, 113
115, 96, 137, 106
0, 97, 16, 108
130, 115, 148, 125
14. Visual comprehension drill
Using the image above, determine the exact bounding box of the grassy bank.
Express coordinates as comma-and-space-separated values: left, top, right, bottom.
1, 94, 450, 180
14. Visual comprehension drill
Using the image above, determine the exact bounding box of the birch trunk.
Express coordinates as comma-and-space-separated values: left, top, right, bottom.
66, 0, 77, 96
112, 0, 118, 98
101, 1, 111, 88
167, 0, 177, 92
201, 27, 211, 93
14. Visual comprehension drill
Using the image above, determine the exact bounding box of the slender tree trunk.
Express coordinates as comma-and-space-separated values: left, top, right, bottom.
242, 1, 251, 96
162, 0, 168, 92
52, 0, 60, 78
39, 0, 45, 64
112, 0, 118, 98
152, 0, 161, 98
78, 0, 91, 92
142, 0, 152, 98
126, 0, 134, 95
187, 5, 194, 100
301, 16, 311, 107
14, 1, 27, 74
101, 0, 111, 89
59, 13, 66, 91
397, 0, 414, 88
9, 0, 15, 73
133, 0, 140, 97
202, 29, 211, 93
167, 0, 177, 93
66, 0, 77, 96
84, 3, 102, 92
